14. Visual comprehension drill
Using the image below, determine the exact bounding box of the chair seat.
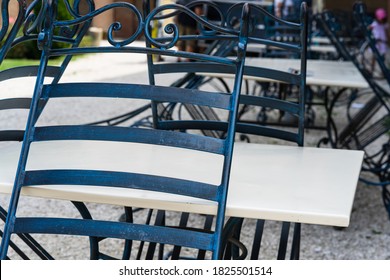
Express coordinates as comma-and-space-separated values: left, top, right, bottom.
0, 141, 364, 227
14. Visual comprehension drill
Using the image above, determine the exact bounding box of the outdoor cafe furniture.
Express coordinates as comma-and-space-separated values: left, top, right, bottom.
0, 0, 257, 260
318, 2, 390, 219
197, 57, 368, 143
147, 0, 312, 259
0, 0, 364, 260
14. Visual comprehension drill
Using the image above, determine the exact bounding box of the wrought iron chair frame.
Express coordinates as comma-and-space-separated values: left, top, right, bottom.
0, 0, 252, 260
145, 0, 308, 260
318, 2, 390, 218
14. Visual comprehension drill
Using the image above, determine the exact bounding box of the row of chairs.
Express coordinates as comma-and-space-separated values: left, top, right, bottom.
316, 2, 390, 218
0, 0, 308, 259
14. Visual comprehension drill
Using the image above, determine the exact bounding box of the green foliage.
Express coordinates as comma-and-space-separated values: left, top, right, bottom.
1, 0, 91, 60
0, 57, 63, 71
0, 29, 41, 59
33, 0, 74, 21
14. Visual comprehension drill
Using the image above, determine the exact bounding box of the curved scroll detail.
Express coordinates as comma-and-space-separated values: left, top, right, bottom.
57, 0, 96, 40
64, 0, 96, 19
145, 3, 239, 50
23, 0, 48, 36
182, 0, 226, 36
53, 2, 143, 48
24, 0, 95, 37
225, 2, 252, 30
3, 0, 268, 55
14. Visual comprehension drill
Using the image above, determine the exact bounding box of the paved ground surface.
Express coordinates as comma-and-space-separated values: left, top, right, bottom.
1, 41, 390, 259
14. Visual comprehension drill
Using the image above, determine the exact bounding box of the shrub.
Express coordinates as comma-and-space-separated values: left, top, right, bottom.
1, 0, 92, 60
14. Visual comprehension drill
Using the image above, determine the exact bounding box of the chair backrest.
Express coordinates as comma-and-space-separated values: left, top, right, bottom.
0, 0, 251, 259
143, 2, 307, 261
238, 2, 307, 146
146, 1, 308, 147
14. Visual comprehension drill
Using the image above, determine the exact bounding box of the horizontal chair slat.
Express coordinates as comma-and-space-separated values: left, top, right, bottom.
33, 125, 225, 154
153, 62, 301, 85
244, 66, 301, 85
0, 98, 31, 110
240, 95, 300, 115
158, 120, 228, 132
49, 46, 236, 66
154, 120, 300, 143
0, 66, 61, 81
0, 130, 25, 142
13, 218, 214, 251
24, 169, 219, 201
152, 62, 235, 75
42, 82, 231, 110
236, 123, 300, 143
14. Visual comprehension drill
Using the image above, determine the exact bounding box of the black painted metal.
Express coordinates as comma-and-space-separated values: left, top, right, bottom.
145, 0, 308, 260
0, 206, 53, 259
250, 219, 265, 260
0, 0, 309, 260
318, 3, 390, 219
0, 0, 251, 259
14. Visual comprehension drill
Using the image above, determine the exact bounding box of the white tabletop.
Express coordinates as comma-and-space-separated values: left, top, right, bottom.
0, 140, 363, 227
311, 37, 331, 45
245, 58, 368, 88
245, 43, 337, 54
308, 44, 337, 54
202, 57, 369, 89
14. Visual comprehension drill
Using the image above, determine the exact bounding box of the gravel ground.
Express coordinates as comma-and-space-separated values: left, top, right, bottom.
1, 41, 390, 260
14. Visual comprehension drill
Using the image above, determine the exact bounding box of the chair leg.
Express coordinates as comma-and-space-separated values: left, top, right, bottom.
121, 206, 134, 260
71, 201, 100, 260
277, 222, 290, 260
0, 190, 20, 259
221, 217, 247, 260
290, 223, 301, 260
250, 219, 265, 260
136, 209, 154, 260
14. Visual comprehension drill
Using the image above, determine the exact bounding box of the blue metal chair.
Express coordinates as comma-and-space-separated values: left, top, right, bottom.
143, 2, 243, 260
146, 1, 308, 259
0, 0, 251, 260
0, 66, 59, 260
226, 2, 307, 260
